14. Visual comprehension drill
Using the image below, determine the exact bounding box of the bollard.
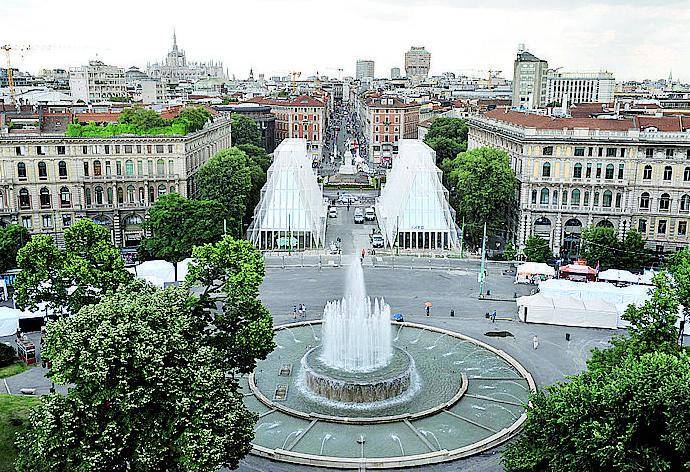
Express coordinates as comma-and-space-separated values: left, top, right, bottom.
486, 289, 491, 296
565, 333, 571, 341
450, 309, 455, 317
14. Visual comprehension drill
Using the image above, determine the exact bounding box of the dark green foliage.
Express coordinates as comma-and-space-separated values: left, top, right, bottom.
580, 227, 651, 271
523, 235, 553, 263
231, 113, 262, 147
423, 117, 468, 165
0, 224, 30, 272
0, 344, 16, 368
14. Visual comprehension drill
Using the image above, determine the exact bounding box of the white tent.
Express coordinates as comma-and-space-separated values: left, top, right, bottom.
247, 139, 327, 250
176, 258, 194, 282
0, 307, 42, 336
517, 293, 620, 329
0, 279, 7, 301
598, 269, 641, 284
376, 140, 459, 250
538, 279, 651, 307
132, 260, 176, 285
515, 262, 555, 284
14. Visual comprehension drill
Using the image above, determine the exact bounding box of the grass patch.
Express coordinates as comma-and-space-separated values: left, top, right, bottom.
0, 363, 28, 380
0, 394, 39, 472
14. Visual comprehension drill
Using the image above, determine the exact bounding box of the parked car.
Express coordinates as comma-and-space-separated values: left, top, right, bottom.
328, 207, 338, 218
364, 207, 376, 221
354, 209, 364, 224
372, 234, 385, 248
338, 194, 358, 205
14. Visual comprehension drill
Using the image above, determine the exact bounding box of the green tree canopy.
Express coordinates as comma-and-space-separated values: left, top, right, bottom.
194, 147, 254, 236
118, 106, 167, 130
502, 351, 690, 472
524, 235, 553, 263
139, 193, 225, 277
17, 284, 259, 471
425, 135, 466, 164
14, 219, 132, 315
423, 117, 468, 165
0, 224, 30, 272
442, 147, 517, 247
176, 106, 212, 133
231, 113, 262, 147
580, 227, 651, 271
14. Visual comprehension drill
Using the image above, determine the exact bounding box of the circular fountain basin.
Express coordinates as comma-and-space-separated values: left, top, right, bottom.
302, 346, 414, 403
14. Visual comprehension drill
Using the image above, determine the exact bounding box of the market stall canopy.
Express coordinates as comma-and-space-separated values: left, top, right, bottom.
515, 262, 555, 283
598, 269, 640, 284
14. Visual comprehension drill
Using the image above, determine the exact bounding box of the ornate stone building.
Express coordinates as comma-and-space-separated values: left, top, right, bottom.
468, 110, 690, 257
0, 118, 232, 248
147, 31, 226, 83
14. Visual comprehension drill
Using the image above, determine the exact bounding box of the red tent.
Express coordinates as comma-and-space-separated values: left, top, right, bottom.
559, 261, 597, 282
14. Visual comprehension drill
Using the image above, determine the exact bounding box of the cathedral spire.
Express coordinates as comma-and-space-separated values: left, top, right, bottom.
172, 28, 178, 50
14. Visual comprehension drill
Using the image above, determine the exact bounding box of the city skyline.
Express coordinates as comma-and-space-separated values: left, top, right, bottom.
2, 0, 689, 82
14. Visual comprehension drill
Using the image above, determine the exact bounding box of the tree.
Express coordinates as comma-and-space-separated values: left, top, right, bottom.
0, 224, 30, 272
17, 284, 259, 471
231, 113, 262, 147
502, 351, 690, 472
523, 235, 553, 263
139, 194, 225, 279
119, 107, 167, 130
195, 147, 253, 237
186, 236, 275, 371
176, 106, 212, 133
424, 117, 468, 166
14, 219, 132, 315
668, 249, 690, 332
503, 242, 518, 261
442, 147, 517, 247
580, 227, 651, 271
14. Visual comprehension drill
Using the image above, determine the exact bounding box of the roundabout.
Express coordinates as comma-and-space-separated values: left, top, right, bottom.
242, 320, 536, 468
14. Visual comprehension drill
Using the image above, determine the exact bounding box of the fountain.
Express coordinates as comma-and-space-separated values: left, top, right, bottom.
300, 257, 415, 403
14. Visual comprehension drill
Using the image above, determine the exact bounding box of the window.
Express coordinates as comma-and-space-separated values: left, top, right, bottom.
62, 215, 72, 227
117, 187, 124, 204
95, 186, 104, 205
615, 193, 622, 208
681, 194, 690, 212
148, 160, 154, 175
586, 163, 592, 178
679, 221, 687, 236
640, 192, 650, 209
19, 188, 31, 208
156, 145, 164, 154
105, 161, 112, 176
139, 187, 145, 203
552, 190, 559, 205
38, 161, 47, 179
115, 145, 121, 154
42, 215, 53, 228
39, 187, 51, 208
17, 162, 27, 179
531, 189, 537, 204
107, 187, 113, 205
125, 160, 134, 176
618, 164, 624, 180
83, 161, 89, 176
542, 162, 551, 177
598, 148, 603, 157
603, 190, 612, 207
573, 163, 582, 178
124, 145, 133, 154
540, 188, 549, 205
94, 160, 102, 176
85, 188, 91, 205
620, 148, 626, 157
542, 146, 553, 156
59, 187, 71, 208
82, 145, 88, 155
663, 166, 672, 181
127, 185, 135, 203
596, 163, 602, 178
116, 161, 122, 176
574, 147, 585, 157
638, 219, 647, 233
37, 146, 45, 156
594, 192, 600, 206
666, 149, 674, 159
57, 146, 66, 155
156, 159, 165, 176
158, 184, 167, 196
658, 220, 667, 234
659, 193, 671, 211
588, 147, 593, 156
606, 148, 616, 157
104, 145, 110, 155
684, 167, 690, 182
562, 190, 568, 205
643, 165, 652, 180
571, 189, 581, 206
605, 164, 614, 179
137, 160, 143, 175
584, 191, 590, 206
15, 146, 26, 156
21, 216, 32, 229
645, 148, 654, 159
168, 144, 173, 153
57, 160, 67, 178
168, 159, 174, 175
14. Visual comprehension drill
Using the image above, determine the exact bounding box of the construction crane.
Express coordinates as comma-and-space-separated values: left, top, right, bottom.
1, 44, 30, 107
290, 71, 301, 93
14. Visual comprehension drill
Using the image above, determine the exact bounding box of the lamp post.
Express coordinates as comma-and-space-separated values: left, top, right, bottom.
479, 222, 487, 297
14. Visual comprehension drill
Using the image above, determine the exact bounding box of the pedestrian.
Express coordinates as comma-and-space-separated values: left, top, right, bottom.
532, 335, 539, 350
293, 305, 297, 320
491, 310, 497, 323
426, 305, 430, 317
360, 248, 365, 261
302, 303, 307, 318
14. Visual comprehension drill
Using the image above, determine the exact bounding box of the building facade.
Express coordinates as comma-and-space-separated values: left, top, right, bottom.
356, 60, 375, 80
360, 95, 421, 166
511, 50, 549, 109
147, 32, 226, 82
0, 118, 232, 248
468, 110, 690, 257
391, 67, 401, 79
545, 71, 615, 106
246, 95, 326, 160
69, 61, 127, 103
404, 47, 431, 83
215, 103, 277, 152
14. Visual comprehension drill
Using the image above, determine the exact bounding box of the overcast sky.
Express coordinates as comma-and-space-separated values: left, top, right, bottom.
2, 0, 688, 82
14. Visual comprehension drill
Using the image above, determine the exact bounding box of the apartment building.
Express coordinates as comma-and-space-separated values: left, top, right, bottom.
545, 71, 615, 106
511, 49, 549, 109
0, 118, 232, 248
69, 60, 127, 103
404, 46, 431, 83
468, 109, 690, 257
356, 60, 375, 80
246, 95, 326, 160
360, 95, 421, 166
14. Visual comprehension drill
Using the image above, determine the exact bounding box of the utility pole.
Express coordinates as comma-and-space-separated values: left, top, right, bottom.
479, 222, 487, 297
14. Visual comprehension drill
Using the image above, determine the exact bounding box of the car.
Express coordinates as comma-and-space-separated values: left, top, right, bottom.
338, 194, 358, 205
353, 209, 364, 224
372, 234, 385, 248
328, 206, 338, 218
364, 207, 376, 221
